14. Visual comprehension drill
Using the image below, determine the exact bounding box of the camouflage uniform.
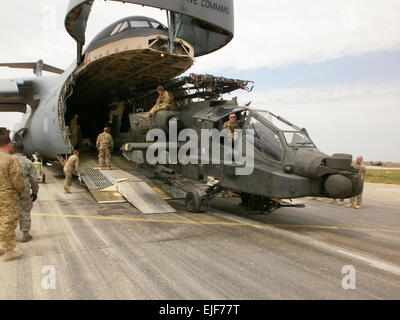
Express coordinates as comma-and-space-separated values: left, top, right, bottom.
64, 154, 80, 191
350, 163, 367, 206
148, 91, 176, 117
96, 132, 114, 168
13, 153, 39, 232
0, 150, 25, 251
70, 118, 79, 147
109, 102, 125, 127
223, 120, 240, 139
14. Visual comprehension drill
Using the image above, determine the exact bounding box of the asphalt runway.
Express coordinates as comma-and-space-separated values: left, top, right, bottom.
0, 168, 399, 299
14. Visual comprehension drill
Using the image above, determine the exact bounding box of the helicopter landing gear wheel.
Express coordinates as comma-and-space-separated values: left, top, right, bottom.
185, 189, 204, 213
248, 195, 263, 211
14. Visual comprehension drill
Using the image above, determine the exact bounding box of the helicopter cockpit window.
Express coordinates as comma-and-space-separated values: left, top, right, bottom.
257, 111, 294, 131
247, 117, 284, 162
283, 131, 315, 148
130, 20, 152, 28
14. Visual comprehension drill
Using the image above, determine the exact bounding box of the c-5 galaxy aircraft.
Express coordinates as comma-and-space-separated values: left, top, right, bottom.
0, 0, 363, 214
0, 0, 234, 159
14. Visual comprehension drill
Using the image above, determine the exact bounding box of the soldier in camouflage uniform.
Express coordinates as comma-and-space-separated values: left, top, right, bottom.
70, 114, 79, 147
96, 127, 114, 169
0, 135, 25, 262
223, 113, 240, 139
346, 155, 367, 209
108, 101, 125, 128
329, 198, 344, 205
11, 143, 39, 242
64, 149, 81, 194
141, 86, 176, 120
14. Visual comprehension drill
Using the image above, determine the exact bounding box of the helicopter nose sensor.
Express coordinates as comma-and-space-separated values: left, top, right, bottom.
324, 174, 363, 199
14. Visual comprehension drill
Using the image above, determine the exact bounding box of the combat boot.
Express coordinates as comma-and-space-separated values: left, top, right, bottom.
345, 203, 354, 208
3, 249, 23, 262
64, 187, 71, 194
21, 231, 33, 243
0, 249, 4, 256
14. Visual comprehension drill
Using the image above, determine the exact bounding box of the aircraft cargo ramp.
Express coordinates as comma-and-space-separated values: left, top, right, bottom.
79, 155, 176, 214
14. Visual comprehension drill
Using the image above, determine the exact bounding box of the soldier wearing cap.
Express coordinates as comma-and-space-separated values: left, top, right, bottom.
141, 85, 176, 121
64, 149, 81, 194
0, 135, 25, 262
11, 142, 39, 242
346, 155, 366, 209
223, 113, 240, 139
96, 127, 114, 170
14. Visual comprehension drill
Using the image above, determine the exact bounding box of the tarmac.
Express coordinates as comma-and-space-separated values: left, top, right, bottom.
0, 167, 399, 300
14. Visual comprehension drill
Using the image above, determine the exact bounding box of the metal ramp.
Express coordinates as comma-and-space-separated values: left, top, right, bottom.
80, 168, 126, 204
100, 169, 176, 214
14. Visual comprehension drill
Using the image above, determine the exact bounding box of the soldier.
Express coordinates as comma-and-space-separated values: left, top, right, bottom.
346, 155, 367, 209
329, 199, 344, 205
96, 127, 114, 169
0, 135, 25, 262
70, 114, 80, 147
108, 101, 125, 128
223, 113, 240, 139
64, 149, 81, 194
141, 85, 176, 120
11, 143, 39, 242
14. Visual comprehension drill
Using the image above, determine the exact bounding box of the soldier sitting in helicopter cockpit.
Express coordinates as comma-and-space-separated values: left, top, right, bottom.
223, 113, 240, 139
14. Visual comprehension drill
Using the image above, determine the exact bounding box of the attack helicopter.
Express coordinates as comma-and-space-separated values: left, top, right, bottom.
119, 74, 364, 213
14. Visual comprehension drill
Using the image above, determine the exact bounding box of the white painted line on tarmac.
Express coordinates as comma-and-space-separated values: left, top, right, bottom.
212, 211, 400, 277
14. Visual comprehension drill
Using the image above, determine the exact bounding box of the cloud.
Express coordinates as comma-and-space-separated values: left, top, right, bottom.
191, 0, 400, 72
1, 0, 400, 78
233, 82, 400, 161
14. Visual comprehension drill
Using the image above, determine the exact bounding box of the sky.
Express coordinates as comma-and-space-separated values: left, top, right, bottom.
0, 0, 400, 161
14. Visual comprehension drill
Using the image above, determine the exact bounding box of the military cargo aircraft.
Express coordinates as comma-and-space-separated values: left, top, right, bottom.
0, 0, 234, 159
0, 0, 363, 214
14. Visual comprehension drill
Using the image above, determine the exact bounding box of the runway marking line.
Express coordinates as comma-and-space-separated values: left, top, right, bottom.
31, 212, 400, 234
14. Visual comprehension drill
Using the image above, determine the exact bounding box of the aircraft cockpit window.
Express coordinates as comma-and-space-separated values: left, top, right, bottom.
283, 131, 315, 148
119, 21, 130, 33
130, 20, 152, 28
247, 117, 284, 162
257, 111, 295, 131
150, 21, 167, 30
110, 23, 122, 36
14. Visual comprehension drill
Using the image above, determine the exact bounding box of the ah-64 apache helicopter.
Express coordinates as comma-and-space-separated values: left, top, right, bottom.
118, 73, 364, 213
